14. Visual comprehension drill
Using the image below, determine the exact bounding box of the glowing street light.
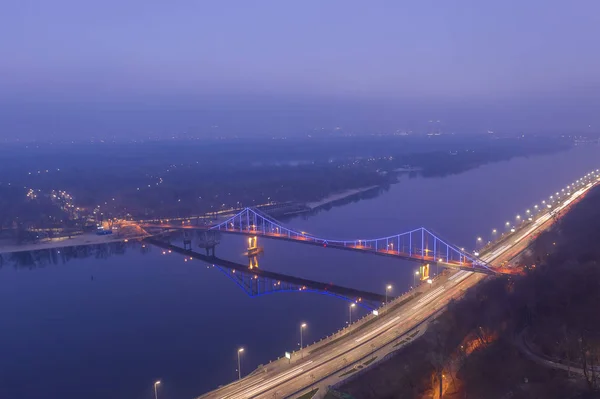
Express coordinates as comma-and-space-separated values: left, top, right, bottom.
349, 303, 356, 324
413, 270, 419, 287
154, 381, 161, 399
300, 323, 307, 358
237, 348, 244, 380
516, 215, 521, 220
385, 284, 392, 303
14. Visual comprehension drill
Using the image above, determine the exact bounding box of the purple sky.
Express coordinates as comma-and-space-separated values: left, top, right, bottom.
1, 1, 599, 139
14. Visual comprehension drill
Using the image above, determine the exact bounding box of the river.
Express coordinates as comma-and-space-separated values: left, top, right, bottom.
0, 144, 598, 399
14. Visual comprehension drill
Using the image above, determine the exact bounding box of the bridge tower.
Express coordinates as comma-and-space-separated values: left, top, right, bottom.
420, 263, 430, 281
247, 236, 263, 256
248, 236, 257, 251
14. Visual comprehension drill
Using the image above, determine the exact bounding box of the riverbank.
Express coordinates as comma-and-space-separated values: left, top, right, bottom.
305, 186, 380, 211
0, 232, 147, 254
0, 186, 380, 254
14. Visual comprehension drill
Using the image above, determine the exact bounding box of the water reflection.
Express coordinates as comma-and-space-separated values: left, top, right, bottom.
0, 240, 147, 268
215, 265, 376, 310
151, 234, 384, 309
0, 239, 380, 310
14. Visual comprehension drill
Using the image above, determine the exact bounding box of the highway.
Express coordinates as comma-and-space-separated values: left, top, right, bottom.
197, 173, 600, 399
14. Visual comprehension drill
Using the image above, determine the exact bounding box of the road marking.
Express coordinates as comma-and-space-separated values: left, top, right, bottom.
218, 378, 265, 399
452, 272, 472, 285
488, 245, 509, 258
412, 287, 445, 310
355, 316, 401, 343
223, 361, 313, 399
448, 270, 467, 281
417, 286, 444, 303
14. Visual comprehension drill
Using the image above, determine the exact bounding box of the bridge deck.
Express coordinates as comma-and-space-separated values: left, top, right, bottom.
146, 238, 389, 303
142, 224, 495, 275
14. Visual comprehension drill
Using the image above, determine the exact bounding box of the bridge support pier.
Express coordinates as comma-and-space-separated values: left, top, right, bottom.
420, 263, 430, 281
183, 239, 192, 251
247, 236, 263, 256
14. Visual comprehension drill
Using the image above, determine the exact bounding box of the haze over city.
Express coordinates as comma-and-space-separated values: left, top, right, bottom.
2, 1, 600, 140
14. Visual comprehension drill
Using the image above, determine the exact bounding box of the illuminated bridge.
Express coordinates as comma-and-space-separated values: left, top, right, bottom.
145, 207, 494, 274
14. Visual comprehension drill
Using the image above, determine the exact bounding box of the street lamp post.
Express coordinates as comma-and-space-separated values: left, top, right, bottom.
154, 381, 161, 399
237, 348, 244, 381
300, 323, 307, 358
385, 284, 392, 303
349, 303, 356, 325
414, 270, 419, 287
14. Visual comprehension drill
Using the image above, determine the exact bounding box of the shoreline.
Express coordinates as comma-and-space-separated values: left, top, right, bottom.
0, 233, 147, 255
305, 185, 380, 211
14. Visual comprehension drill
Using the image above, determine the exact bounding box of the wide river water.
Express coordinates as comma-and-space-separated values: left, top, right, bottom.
1, 144, 599, 399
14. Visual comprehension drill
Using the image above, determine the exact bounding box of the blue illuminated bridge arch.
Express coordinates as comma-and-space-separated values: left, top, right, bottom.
208, 207, 494, 273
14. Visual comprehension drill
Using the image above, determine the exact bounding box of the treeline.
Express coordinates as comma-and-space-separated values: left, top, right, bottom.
0, 136, 569, 225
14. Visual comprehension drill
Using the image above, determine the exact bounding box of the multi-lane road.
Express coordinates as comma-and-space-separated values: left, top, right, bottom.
198, 173, 600, 399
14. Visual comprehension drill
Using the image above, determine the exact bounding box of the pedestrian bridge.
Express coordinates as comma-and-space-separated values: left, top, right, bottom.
202, 207, 494, 274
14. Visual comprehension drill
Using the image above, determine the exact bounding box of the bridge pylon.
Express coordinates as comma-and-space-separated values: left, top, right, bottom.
247, 236, 264, 256
420, 263, 430, 281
